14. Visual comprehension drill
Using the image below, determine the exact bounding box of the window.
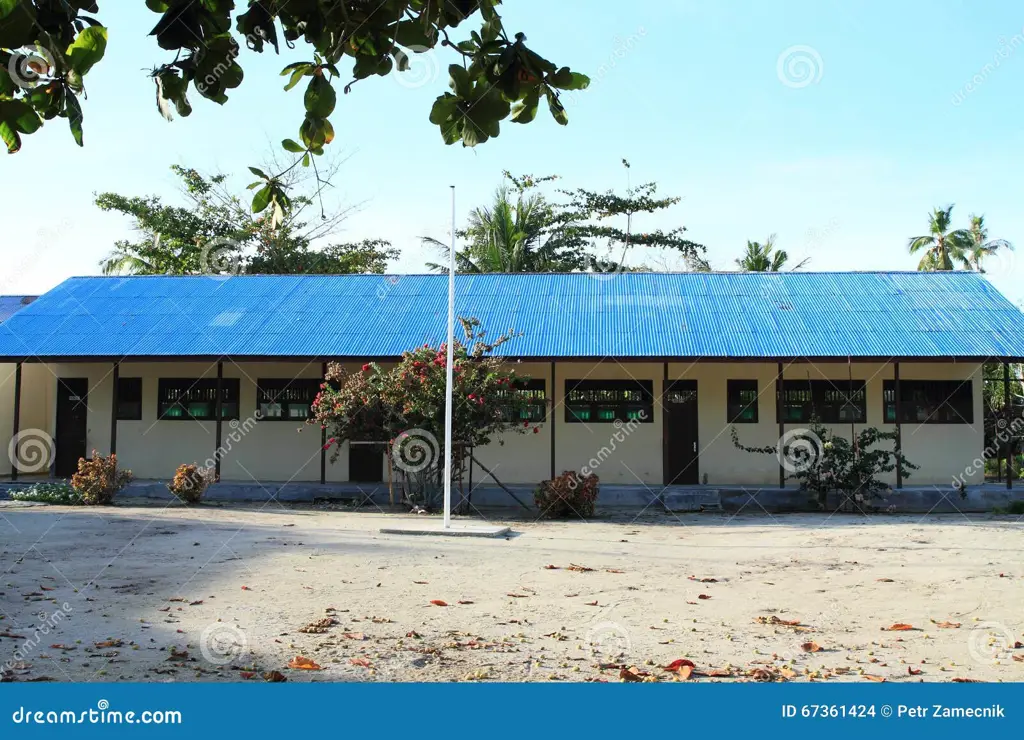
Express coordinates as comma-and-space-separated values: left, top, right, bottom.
158, 378, 240, 421
565, 379, 654, 423
883, 380, 973, 424
777, 380, 866, 424
496, 379, 547, 423
257, 379, 321, 421
116, 377, 142, 420
727, 380, 758, 423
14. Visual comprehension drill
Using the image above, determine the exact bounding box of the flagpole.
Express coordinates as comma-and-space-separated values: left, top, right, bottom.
443, 186, 456, 530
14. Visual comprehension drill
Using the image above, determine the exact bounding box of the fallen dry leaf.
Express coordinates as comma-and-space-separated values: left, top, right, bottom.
605, 569, 625, 574
287, 656, 322, 670
704, 668, 733, 677
677, 665, 694, 680
239, 671, 256, 679
507, 593, 529, 598
619, 666, 652, 682
429, 599, 448, 607
342, 632, 366, 641
862, 675, 886, 682
584, 600, 598, 606
908, 667, 923, 676
543, 565, 560, 570
697, 594, 712, 600
349, 657, 372, 668
779, 667, 798, 679
568, 563, 595, 572
263, 670, 287, 683
801, 641, 822, 653
755, 616, 801, 626
413, 581, 429, 584
930, 620, 961, 629
876, 578, 895, 582
94, 640, 123, 648
664, 659, 696, 672
241, 586, 251, 591
457, 600, 474, 605
188, 600, 203, 606
883, 623, 915, 631
951, 677, 984, 683
1012, 655, 1023, 663
688, 576, 718, 583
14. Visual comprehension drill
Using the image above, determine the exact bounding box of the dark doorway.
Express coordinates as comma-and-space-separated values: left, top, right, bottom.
664, 380, 699, 485
349, 443, 384, 483
55, 378, 89, 478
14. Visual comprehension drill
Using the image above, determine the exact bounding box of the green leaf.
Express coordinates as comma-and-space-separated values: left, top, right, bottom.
0, 99, 41, 134
251, 185, 272, 213
65, 26, 108, 76
65, 93, 83, 146
448, 64, 471, 97
303, 75, 336, 118
511, 89, 539, 124
282, 138, 305, 153
283, 65, 310, 91
549, 67, 590, 91
248, 166, 269, 179
546, 90, 568, 126
429, 94, 458, 125
0, 0, 35, 48
0, 120, 20, 154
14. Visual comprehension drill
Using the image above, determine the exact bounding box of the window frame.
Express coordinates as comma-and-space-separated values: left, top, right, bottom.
883, 379, 973, 424
727, 379, 759, 424
115, 377, 143, 421
776, 379, 867, 424
564, 379, 654, 424
495, 379, 547, 423
256, 378, 322, 422
157, 378, 240, 421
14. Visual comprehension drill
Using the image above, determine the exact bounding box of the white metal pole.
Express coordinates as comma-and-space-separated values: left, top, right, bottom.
443, 186, 456, 529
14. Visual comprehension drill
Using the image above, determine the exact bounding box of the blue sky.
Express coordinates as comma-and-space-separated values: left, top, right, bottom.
5, 0, 1024, 302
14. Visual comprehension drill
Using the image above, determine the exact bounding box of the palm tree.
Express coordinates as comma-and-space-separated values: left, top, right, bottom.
907, 205, 972, 271
735, 235, 808, 272
423, 186, 576, 273
962, 214, 1013, 273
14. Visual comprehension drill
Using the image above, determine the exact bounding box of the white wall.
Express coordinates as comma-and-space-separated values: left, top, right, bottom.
0, 359, 985, 488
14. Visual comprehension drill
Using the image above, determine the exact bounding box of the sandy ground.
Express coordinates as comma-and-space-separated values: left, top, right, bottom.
0, 501, 1021, 683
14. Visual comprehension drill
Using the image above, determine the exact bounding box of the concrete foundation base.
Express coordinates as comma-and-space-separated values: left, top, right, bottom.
379, 523, 510, 537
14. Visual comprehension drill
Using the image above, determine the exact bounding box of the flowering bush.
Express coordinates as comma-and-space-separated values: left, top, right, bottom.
310, 318, 540, 508
167, 463, 217, 504
534, 470, 600, 519
9, 482, 81, 505
70, 452, 133, 505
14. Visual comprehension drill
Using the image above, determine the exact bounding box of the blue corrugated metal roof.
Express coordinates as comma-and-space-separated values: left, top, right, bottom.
1, 272, 1023, 360
0, 296, 36, 324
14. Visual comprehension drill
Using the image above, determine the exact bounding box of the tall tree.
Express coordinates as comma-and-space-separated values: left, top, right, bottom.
963, 214, 1013, 273
97, 162, 394, 276
422, 180, 584, 273
734, 235, 807, 272
1, 2, 586, 188
908, 205, 972, 271
426, 163, 707, 274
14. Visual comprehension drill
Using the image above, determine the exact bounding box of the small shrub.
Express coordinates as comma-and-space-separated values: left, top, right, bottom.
70, 451, 133, 505
534, 470, 599, 519
994, 500, 1024, 516
9, 481, 81, 505
168, 463, 216, 504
